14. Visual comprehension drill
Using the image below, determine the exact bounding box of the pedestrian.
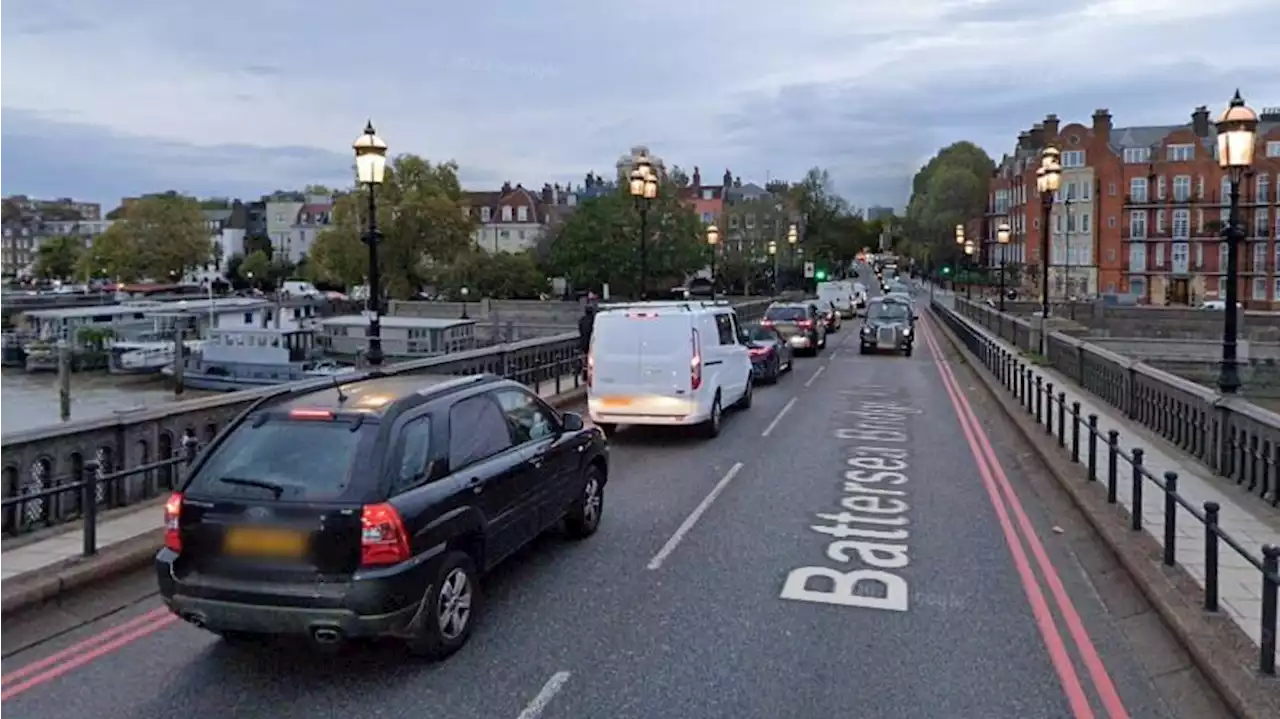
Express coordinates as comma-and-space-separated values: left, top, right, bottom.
578, 303, 597, 378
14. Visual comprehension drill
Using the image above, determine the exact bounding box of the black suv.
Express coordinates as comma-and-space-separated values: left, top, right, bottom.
155, 372, 608, 659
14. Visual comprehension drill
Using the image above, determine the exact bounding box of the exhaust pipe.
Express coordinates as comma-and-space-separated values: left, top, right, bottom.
181, 612, 207, 628
311, 627, 342, 645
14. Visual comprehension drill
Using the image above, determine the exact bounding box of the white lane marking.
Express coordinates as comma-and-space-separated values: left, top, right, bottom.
647, 462, 745, 570
516, 671, 572, 719
828, 349, 839, 360
761, 396, 798, 437
804, 364, 826, 387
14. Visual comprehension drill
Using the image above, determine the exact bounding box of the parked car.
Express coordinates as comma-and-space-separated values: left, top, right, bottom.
156, 373, 608, 659
743, 323, 794, 383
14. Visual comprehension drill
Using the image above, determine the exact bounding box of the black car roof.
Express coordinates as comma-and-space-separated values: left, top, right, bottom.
273, 373, 505, 417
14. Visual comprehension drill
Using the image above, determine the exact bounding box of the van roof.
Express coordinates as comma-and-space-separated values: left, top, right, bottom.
597, 300, 735, 314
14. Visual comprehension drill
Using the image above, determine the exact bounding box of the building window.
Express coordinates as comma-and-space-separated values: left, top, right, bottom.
1061, 150, 1085, 168
1172, 175, 1191, 202
1172, 209, 1190, 239
480, 207, 491, 222
1129, 177, 1148, 202
1257, 174, 1270, 204
501, 206, 513, 222
517, 206, 528, 222
1080, 181, 1092, 200
1220, 242, 1229, 271
1266, 141, 1280, 158
1108, 216, 1117, 228
1258, 208, 1271, 237
1166, 144, 1195, 162
1129, 211, 1147, 239
1128, 243, 1146, 272
1254, 278, 1267, 300
1254, 242, 1268, 271
1123, 147, 1150, 164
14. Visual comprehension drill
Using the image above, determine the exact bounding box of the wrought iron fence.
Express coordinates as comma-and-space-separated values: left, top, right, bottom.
933, 298, 1280, 676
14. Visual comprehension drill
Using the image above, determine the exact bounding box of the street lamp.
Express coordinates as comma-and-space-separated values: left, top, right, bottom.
460, 286, 470, 319
954, 224, 965, 292
353, 120, 388, 367
706, 224, 720, 300
997, 221, 1011, 311
628, 154, 659, 299
1036, 147, 1062, 355
1215, 90, 1258, 395
963, 240, 975, 300
768, 240, 779, 296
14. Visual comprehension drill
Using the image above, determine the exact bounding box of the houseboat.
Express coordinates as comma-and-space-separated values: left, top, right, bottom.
316, 315, 477, 360
106, 297, 291, 375
163, 325, 355, 391
18, 302, 167, 371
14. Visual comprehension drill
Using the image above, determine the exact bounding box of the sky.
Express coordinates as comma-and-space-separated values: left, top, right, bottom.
2, 0, 1278, 213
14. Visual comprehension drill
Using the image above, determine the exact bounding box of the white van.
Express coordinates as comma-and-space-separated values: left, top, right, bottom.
587, 301, 753, 438
817, 281, 855, 318
280, 280, 321, 298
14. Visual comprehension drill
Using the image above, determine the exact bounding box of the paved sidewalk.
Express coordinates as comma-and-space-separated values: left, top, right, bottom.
0, 373, 585, 585
936, 296, 1280, 648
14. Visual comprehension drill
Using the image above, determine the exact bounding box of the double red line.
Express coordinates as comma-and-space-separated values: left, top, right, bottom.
920, 317, 1129, 719
1, 607, 176, 701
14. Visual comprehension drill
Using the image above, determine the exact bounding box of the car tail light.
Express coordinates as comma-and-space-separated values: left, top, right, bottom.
690, 328, 703, 390
361, 503, 411, 566
163, 492, 183, 552
797, 320, 814, 329
761, 320, 774, 327
749, 347, 770, 357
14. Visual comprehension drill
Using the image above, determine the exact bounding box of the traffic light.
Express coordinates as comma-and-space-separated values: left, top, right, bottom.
815, 269, 827, 281
941, 266, 952, 275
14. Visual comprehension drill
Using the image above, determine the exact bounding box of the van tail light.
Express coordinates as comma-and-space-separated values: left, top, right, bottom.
163, 492, 183, 552
690, 328, 703, 391
586, 351, 594, 388
361, 503, 411, 566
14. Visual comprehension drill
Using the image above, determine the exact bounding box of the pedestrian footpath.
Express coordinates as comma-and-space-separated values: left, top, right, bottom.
0, 372, 584, 586
937, 295, 1280, 648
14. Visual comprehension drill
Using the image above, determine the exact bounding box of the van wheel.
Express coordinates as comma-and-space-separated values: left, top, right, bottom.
702, 396, 723, 439
565, 464, 604, 539
404, 551, 478, 660
736, 377, 753, 409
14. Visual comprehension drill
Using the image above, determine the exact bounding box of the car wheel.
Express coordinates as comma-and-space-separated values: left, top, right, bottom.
737, 376, 753, 409
702, 395, 723, 439
404, 551, 478, 660
565, 464, 604, 539
596, 422, 617, 438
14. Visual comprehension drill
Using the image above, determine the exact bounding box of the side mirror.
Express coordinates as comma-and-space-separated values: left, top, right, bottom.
561, 411, 585, 431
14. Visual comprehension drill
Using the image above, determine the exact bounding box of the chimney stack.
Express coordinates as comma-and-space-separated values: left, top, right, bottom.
541, 183, 553, 205
1092, 109, 1112, 145
1017, 131, 1031, 151
1043, 114, 1060, 140
723, 168, 732, 187
692, 166, 702, 190
1029, 123, 1046, 149
1192, 106, 1210, 138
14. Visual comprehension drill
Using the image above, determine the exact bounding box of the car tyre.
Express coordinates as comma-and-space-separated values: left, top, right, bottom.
596, 422, 617, 438
765, 356, 780, 384
565, 464, 604, 539
702, 395, 723, 439
404, 551, 478, 660
737, 377, 753, 409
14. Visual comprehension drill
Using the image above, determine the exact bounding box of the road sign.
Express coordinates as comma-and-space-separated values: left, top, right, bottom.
803, 262, 815, 279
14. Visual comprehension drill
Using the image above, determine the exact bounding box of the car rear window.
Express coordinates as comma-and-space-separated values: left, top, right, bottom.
746, 326, 777, 342
765, 307, 806, 321
185, 418, 376, 502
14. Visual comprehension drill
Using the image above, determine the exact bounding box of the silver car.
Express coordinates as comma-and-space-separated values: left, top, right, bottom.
858, 298, 915, 356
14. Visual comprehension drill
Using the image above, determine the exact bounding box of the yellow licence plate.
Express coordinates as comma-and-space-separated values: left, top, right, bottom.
600, 397, 632, 408
223, 527, 308, 557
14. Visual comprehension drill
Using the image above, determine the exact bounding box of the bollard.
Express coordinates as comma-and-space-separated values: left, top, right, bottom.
58, 341, 72, 422
172, 326, 186, 397
1022, 366, 1030, 409
1045, 382, 1055, 435
81, 464, 98, 556
1260, 545, 1278, 676
1057, 392, 1066, 447
1071, 402, 1082, 463
1131, 448, 1145, 531
1204, 501, 1221, 612
1087, 415, 1098, 480
1107, 430, 1120, 503
1162, 471, 1178, 566
1035, 376, 1044, 424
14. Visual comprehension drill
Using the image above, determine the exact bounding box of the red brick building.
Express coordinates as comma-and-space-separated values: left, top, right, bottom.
983, 102, 1280, 306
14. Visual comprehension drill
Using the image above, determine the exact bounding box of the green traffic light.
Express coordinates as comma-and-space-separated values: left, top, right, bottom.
815, 270, 827, 280
942, 267, 952, 275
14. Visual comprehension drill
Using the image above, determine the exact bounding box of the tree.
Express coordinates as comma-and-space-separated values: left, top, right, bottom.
243, 234, 273, 259
34, 236, 82, 280
309, 154, 476, 298
668, 165, 691, 188
545, 183, 704, 297
240, 250, 271, 285
77, 193, 211, 281
904, 141, 995, 265
432, 250, 547, 299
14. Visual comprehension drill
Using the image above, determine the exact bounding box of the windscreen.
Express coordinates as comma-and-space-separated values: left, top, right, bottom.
746, 326, 777, 342
185, 418, 375, 502
868, 302, 910, 322
765, 306, 807, 322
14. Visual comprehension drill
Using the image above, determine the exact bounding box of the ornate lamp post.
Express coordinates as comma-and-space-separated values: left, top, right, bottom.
954, 224, 965, 293
1036, 147, 1062, 340
787, 223, 799, 286
628, 154, 659, 299
963, 240, 976, 300
997, 221, 1011, 311
1215, 90, 1259, 395
353, 121, 388, 366
460, 286, 470, 319
768, 240, 779, 296
706, 224, 720, 300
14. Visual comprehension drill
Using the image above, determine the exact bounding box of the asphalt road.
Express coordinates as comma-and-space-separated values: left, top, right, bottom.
2, 285, 1185, 719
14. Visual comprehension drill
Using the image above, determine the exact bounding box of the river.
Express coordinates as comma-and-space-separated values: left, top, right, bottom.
1, 369, 218, 434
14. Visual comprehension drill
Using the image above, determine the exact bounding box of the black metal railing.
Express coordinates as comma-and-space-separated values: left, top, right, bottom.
0, 437, 200, 559
933, 298, 1280, 676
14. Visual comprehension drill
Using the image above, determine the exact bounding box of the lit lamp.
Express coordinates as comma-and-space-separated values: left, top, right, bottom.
997, 221, 1011, 311
1215, 90, 1258, 395
963, 240, 976, 300
628, 155, 659, 299
954, 224, 965, 293
460, 286, 470, 319
353, 120, 388, 366
706, 224, 720, 300
768, 240, 779, 296
1036, 147, 1062, 352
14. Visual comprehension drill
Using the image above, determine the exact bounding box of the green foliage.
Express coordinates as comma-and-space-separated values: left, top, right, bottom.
545, 184, 704, 297
75, 326, 114, 350
34, 236, 82, 280
243, 234, 273, 259
432, 250, 547, 299
904, 141, 995, 265
76, 194, 211, 281
239, 250, 271, 282
309, 154, 475, 297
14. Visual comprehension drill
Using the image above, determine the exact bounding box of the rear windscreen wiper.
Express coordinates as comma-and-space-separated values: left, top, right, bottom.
217, 477, 285, 498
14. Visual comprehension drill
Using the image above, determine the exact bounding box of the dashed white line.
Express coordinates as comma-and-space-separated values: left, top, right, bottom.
647, 462, 745, 570
804, 364, 826, 387
516, 671, 572, 719
761, 396, 797, 437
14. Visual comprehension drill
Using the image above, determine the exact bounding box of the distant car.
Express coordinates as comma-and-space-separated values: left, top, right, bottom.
815, 299, 842, 333
859, 298, 915, 356
743, 323, 793, 383
156, 373, 608, 658
762, 302, 826, 355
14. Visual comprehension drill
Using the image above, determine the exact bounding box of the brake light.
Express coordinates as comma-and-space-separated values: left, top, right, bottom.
289, 409, 334, 420
361, 503, 411, 566
749, 347, 770, 357
761, 320, 774, 327
797, 320, 814, 329
163, 492, 183, 552
690, 328, 703, 391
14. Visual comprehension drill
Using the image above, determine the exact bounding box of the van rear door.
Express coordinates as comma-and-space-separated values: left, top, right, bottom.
590, 310, 693, 410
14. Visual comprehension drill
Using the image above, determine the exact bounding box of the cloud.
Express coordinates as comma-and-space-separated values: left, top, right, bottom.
2, 0, 1277, 210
